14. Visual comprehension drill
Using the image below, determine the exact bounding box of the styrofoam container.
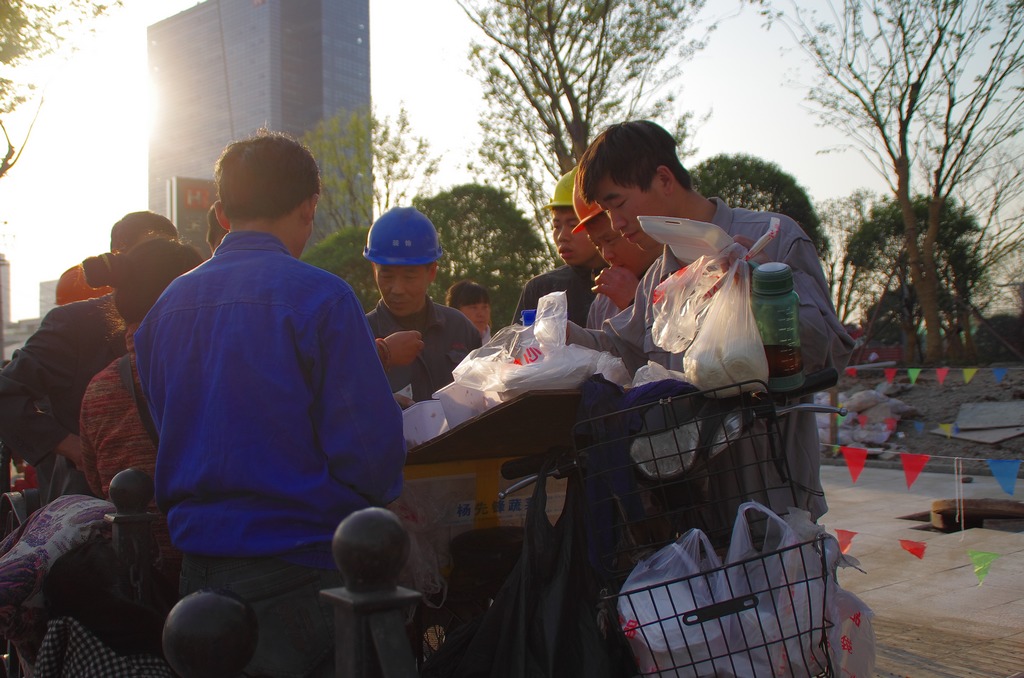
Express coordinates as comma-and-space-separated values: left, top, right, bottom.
403, 400, 449, 447
637, 216, 733, 263
433, 381, 501, 428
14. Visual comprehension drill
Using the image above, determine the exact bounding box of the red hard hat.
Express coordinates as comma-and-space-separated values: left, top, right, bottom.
572, 179, 605, 234
56, 265, 112, 306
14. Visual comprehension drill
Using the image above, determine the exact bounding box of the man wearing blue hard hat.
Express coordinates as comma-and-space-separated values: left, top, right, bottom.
365, 207, 482, 406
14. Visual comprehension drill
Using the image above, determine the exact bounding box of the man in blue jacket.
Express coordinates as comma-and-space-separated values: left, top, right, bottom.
135, 130, 405, 678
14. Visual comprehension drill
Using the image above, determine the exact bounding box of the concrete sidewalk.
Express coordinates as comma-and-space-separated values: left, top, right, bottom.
820, 464, 1024, 677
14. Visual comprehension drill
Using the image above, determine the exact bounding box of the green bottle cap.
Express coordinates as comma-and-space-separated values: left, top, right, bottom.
752, 262, 793, 295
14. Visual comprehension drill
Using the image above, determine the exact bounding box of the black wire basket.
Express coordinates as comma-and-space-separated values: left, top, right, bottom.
611, 533, 833, 677
572, 379, 798, 585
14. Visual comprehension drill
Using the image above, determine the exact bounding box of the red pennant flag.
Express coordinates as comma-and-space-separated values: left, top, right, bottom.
835, 529, 857, 554
900, 453, 930, 488
857, 413, 868, 427
840, 446, 868, 483
845, 367, 857, 378
935, 367, 949, 385
900, 539, 927, 559
884, 417, 898, 431
884, 367, 897, 383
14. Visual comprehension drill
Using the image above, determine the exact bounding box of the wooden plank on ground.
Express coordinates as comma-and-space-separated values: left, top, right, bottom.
929, 425, 1024, 444
955, 401, 1024, 430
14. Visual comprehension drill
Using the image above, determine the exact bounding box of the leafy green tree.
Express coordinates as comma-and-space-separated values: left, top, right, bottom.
300, 226, 378, 312
458, 0, 709, 242
690, 153, 826, 254
1, 2, 120, 178
854, 195, 991, 363
817, 190, 881, 325
753, 0, 1024, 363
302, 105, 440, 246
413, 183, 548, 326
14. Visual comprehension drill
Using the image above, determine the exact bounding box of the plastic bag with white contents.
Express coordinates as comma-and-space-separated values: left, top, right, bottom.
617, 529, 733, 677
724, 502, 829, 677
682, 259, 768, 396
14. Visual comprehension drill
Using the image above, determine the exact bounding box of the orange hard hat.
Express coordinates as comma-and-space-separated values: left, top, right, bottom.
56, 265, 112, 306
572, 178, 605, 233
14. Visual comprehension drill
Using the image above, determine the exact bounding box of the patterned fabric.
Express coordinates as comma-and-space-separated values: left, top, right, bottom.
79, 330, 180, 580
0, 495, 112, 663
33, 616, 174, 678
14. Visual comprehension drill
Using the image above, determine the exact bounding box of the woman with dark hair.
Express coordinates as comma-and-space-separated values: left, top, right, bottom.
78, 239, 202, 582
446, 280, 492, 342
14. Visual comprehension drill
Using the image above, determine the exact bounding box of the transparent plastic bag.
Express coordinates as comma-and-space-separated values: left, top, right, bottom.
682, 259, 768, 396
651, 254, 723, 353
452, 291, 626, 394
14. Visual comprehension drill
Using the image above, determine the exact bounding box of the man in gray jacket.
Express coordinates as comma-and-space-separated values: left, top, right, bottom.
570, 120, 854, 519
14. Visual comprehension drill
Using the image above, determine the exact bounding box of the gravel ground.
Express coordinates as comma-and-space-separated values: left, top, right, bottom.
824, 362, 1024, 472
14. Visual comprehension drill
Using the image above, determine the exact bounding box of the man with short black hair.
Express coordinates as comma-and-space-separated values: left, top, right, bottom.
570, 120, 854, 519
135, 130, 405, 677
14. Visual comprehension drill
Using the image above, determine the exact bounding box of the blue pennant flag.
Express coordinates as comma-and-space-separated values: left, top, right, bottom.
914, 421, 925, 434
987, 459, 1020, 496
993, 367, 1008, 383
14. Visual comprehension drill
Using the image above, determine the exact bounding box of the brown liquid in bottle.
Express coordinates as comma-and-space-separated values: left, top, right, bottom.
763, 344, 803, 377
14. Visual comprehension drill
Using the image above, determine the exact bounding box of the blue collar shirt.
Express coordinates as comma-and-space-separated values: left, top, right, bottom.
135, 231, 406, 569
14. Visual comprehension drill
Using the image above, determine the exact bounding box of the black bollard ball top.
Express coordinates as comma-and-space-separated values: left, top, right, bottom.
332, 507, 410, 593
108, 467, 155, 514
162, 589, 259, 678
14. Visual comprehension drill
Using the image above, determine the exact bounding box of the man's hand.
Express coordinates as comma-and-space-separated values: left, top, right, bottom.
592, 266, 641, 310
385, 331, 424, 368
54, 434, 83, 469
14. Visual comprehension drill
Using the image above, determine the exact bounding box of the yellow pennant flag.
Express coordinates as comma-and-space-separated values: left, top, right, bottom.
939, 423, 953, 438
962, 368, 978, 384
967, 550, 1002, 586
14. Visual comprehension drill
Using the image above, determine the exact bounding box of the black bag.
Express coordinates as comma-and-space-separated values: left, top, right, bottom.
420, 460, 632, 678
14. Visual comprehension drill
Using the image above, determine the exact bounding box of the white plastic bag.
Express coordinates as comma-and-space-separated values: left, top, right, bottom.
617, 529, 732, 677
682, 259, 768, 396
828, 588, 876, 678
651, 254, 723, 353
452, 291, 627, 394
724, 502, 828, 677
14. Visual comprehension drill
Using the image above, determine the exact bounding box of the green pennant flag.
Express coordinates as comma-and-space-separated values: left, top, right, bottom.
907, 368, 922, 384
967, 550, 1002, 586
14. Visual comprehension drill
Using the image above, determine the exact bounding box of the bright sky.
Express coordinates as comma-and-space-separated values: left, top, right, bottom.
0, 0, 883, 323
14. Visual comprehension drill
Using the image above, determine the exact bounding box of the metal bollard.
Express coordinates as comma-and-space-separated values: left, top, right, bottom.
321, 507, 422, 678
162, 589, 258, 678
105, 468, 159, 606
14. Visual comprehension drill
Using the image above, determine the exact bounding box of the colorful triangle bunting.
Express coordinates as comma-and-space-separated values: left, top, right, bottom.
899, 539, 927, 559
939, 423, 952, 438
884, 368, 897, 383
986, 459, 1020, 496
900, 453, 930, 489
993, 367, 1007, 383
907, 368, 921, 384
914, 421, 925, 434
845, 367, 857, 378
840, 446, 868, 484
967, 550, 1001, 585
884, 417, 898, 432
962, 368, 977, 384
835, 529, 857, 554
857, 413, 868, 428
935, 367, 949, 385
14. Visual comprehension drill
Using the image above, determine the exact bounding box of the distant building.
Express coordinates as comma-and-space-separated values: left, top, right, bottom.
148, 0, 371, 247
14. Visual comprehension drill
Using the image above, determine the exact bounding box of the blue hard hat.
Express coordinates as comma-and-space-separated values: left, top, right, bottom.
363, 207, 443, 265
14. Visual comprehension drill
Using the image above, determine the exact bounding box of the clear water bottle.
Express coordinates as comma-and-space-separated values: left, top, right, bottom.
751, 262, 805, 392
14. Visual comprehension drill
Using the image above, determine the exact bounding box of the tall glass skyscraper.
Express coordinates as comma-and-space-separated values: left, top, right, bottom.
148, 0, 369, 245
